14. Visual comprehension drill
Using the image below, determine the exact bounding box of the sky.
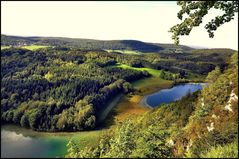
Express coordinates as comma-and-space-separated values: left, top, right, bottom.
1, 1, 238, 50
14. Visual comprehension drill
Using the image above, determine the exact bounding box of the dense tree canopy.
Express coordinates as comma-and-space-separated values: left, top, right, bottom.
1, 44, 234, 131
67, 52, 238, 158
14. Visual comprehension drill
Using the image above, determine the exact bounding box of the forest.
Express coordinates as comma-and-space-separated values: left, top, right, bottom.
1, 37, 235, 132
1, 1, 238, 158
66, 52, 238, 158
1, 34, 192, 53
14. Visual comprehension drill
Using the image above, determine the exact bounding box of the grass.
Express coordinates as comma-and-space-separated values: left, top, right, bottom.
71, 130, 105, 150
112, 95, 149, 122
21, 45, 49, 51
1, 46, 11, 50
115, 63, 162, 77
1, 45, 49, 51
201, 140, 238, 158
132, 77, 173, 95
105, 49, 142, 55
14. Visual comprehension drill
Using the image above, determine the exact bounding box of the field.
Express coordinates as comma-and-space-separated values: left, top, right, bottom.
115, 63, 162, 77
1, 46, 11, 50
21, 45, 49, 50
132, 77, 173, 95
105, 49, 142, 55
1, 45, 49, 51
110, 95, 149, 123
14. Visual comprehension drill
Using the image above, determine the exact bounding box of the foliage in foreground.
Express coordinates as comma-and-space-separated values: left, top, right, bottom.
170, 1, 238, 44
201, 139, 238, 158
66, 52, 238, 158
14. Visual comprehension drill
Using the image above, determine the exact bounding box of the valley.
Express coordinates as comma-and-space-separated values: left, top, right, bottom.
1, 1, 238, 158
1, 34, 238, 158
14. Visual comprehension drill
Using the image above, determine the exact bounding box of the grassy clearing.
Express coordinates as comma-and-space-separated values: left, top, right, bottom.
112, 95, 149, 122
113, 63, 173, 93
115, 63, 162, 77
21, 45, 49, 51
132, 77, 173, 95
1, 45, 49, 51
1, 46, 11, 50
105, 49, 142, 55
104, 78, 172, 124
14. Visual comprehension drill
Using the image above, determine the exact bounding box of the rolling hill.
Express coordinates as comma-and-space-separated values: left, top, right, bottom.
1, 34, 193, 53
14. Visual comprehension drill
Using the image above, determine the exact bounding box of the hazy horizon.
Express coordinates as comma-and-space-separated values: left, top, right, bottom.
1, 1, 238, 50
2, 33, 236, 50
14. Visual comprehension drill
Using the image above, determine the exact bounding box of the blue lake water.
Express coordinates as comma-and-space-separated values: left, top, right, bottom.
1, 125, 70, 158
146, 83, 207, 107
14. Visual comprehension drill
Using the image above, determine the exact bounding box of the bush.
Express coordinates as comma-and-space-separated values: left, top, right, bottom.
202, 140, 238, 158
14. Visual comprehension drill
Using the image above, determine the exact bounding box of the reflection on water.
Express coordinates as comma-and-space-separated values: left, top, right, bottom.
1, 130, 32, 142
1, 125, 68, 158
1, 130, 48, 158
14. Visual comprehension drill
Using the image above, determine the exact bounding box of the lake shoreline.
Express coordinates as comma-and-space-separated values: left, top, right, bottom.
140, 82, 206, 108
139, 95, 153, 109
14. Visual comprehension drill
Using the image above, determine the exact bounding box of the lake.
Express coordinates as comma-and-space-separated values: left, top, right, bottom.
142, 83, 207, 108
1, 124, 103, 158
1, 83, 206, 158
1, 125, 70, 158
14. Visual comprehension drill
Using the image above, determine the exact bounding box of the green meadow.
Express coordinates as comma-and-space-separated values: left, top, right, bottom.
1, 46, 11, 50
105, 49, 142, 55
114, 63, 162, 77
1, 45, 49, 51
21, 45, 49, 51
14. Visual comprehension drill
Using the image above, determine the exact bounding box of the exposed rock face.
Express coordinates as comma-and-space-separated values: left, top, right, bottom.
186, 141, 193, 152
167, 139, 175, 146
207, 122, 214, 132
201, 98, 205, 107
212, 114, 219, 119
225, 90, 238, 112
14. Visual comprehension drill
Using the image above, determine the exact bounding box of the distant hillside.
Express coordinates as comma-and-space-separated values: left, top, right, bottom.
191, 48, 236, 54
1, 34, 193, 53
